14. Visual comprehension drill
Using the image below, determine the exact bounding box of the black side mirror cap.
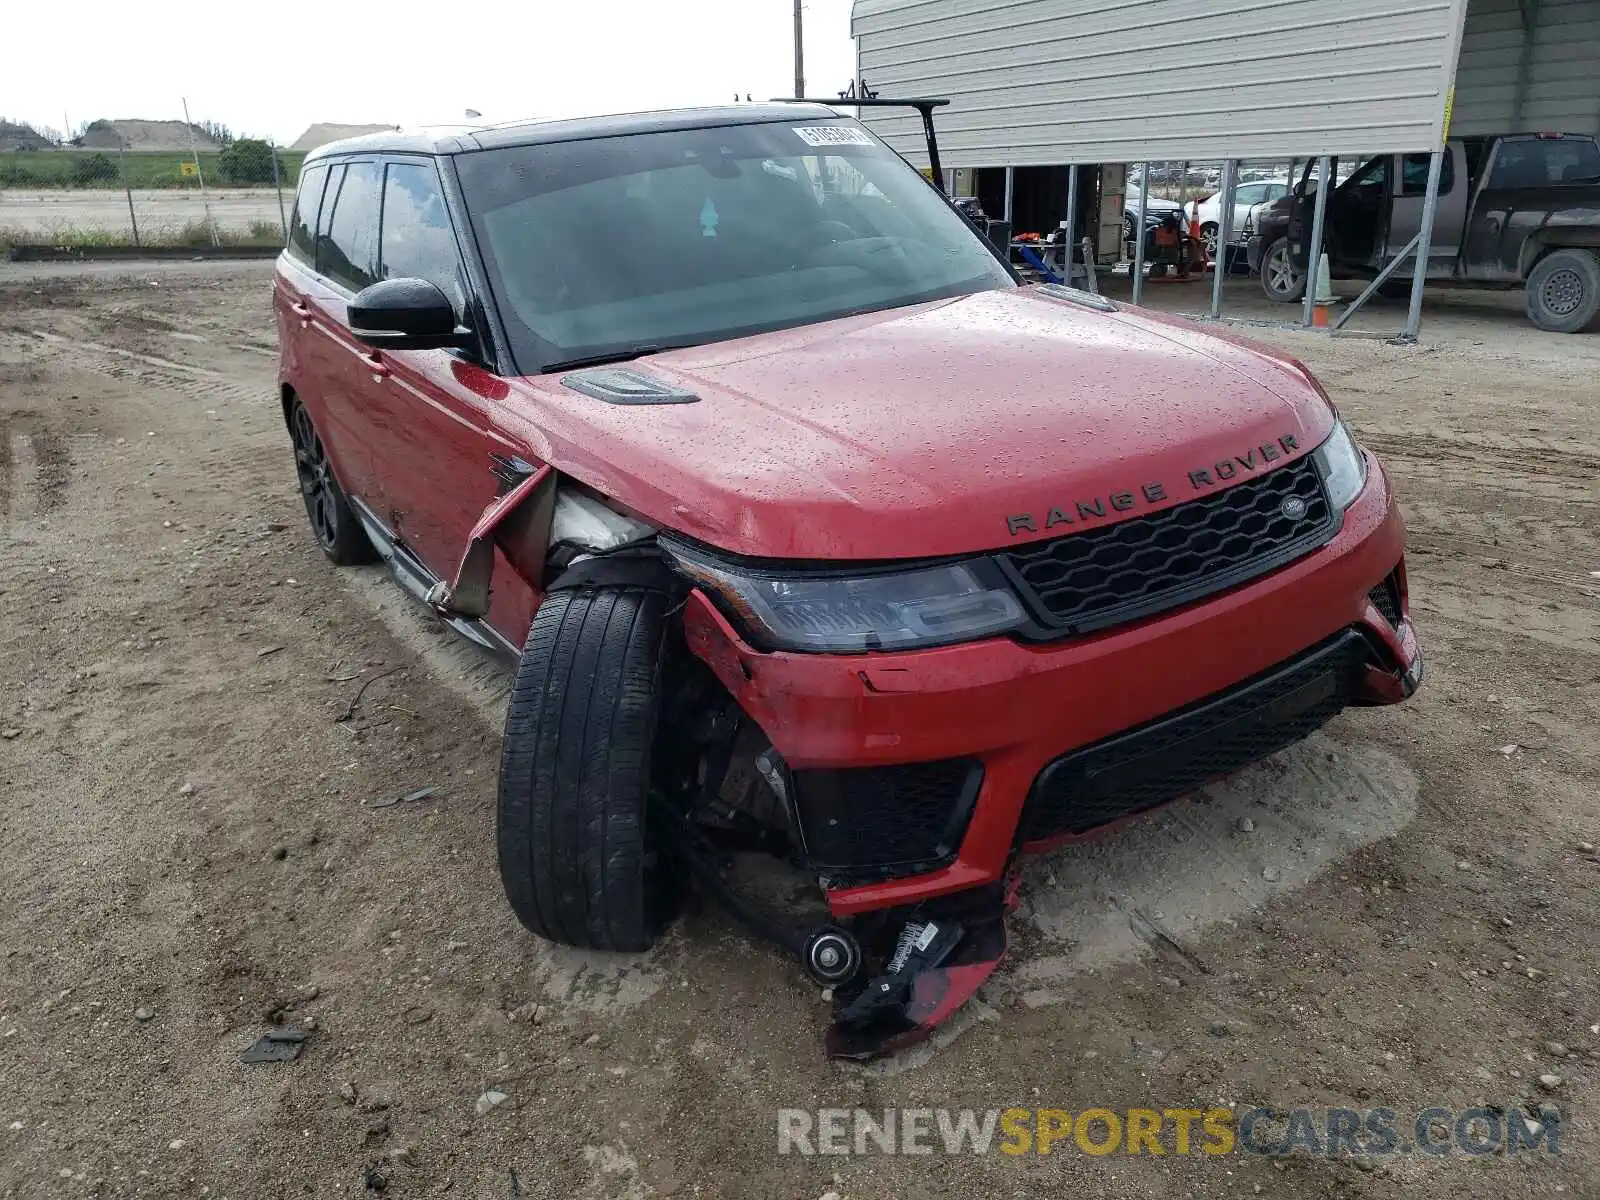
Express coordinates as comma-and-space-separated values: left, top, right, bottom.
349, 277, 474, 351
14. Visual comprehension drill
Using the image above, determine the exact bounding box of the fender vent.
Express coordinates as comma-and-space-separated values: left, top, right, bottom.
561, 367, 698, 405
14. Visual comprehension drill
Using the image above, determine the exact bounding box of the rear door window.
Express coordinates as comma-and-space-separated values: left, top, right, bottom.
287, 164, 327, 265
318, 160, 382, 292
1489, 138, 1600, 188
379, 161, 466, 316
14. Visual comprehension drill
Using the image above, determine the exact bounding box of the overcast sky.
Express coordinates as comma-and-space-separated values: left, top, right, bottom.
5, 0, 859, 146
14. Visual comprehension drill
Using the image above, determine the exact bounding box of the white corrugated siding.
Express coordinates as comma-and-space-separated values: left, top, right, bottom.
852, 0, 1470, 165
1453, 0, 1600, 134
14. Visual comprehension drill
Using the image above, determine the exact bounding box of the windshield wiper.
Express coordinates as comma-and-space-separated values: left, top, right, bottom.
541, 344, 686, 374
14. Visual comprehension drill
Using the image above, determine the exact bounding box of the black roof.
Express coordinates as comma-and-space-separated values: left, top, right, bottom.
302, 103, 843, 162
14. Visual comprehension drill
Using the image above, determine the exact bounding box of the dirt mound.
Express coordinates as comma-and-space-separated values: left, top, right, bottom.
0, 119, 52, 151
77, 119, 222, 151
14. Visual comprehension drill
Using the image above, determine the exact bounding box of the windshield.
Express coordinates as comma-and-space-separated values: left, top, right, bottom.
454, 119, 1015, 373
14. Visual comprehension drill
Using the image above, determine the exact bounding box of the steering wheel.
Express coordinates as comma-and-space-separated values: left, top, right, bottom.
815, 220, 856, 244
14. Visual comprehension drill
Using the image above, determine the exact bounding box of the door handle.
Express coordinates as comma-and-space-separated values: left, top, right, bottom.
290, 299, 312, 328
361, 351, 391, 380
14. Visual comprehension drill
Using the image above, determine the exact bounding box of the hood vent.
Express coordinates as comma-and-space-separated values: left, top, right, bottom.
1037, 284, 1117, 313
561, 367, 699, 405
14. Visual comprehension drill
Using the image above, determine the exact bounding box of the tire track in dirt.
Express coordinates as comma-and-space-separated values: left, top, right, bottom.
1360, 430, 1600, 500
16, 312, 689, 1025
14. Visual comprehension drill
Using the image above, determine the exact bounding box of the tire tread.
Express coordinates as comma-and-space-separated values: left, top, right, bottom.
497, 586, 667, 951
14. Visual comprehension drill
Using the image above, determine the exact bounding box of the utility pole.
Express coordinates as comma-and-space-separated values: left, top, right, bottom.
181, 96, 220, 247
793, 0, 805, 98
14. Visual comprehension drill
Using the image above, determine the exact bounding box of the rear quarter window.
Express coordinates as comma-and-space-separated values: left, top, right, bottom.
287, 164, 328, 265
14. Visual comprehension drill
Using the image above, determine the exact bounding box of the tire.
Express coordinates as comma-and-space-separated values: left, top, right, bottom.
287, 396, 375, 565
1525, 248, 1600, 333
1260, 236, 1306, 303
497, 586, 674, 952
1201, 222, 1219, 259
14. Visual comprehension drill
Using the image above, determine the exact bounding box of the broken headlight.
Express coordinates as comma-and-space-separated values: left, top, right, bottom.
665, 544, 1026, 653
1311, 420, 1367, 510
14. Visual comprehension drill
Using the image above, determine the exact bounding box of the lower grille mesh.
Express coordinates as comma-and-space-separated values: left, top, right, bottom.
791, 759, 981, 879
1368, 571, 1403, 628
1017, 631, 1369, 842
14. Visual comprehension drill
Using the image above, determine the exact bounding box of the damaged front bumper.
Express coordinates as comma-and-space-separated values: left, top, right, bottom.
674, 460, 1419, 1058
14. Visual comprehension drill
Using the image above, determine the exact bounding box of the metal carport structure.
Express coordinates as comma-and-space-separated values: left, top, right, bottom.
850, 0, 1600, 338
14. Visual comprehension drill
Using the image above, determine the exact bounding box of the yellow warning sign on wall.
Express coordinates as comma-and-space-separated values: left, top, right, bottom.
179, 161, 198, 178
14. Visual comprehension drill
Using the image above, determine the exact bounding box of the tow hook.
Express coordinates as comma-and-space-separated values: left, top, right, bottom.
658, 803, 865, 989
804, 926, 862, 986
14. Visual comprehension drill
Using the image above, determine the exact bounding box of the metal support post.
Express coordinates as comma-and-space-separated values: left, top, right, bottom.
1333, 232, 1422, 330
1003, 166, 1014, 223
1300, 155, 1331, 327
1132, 162, 1150, 306
1209, 158, 1237, 319
180, 96, 220, 247
1080, 238, 1099, 294
1400, 148, 1445, 342
1063, 163, 1079, 286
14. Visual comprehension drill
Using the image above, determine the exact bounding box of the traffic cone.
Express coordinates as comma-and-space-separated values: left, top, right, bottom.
1311, 252, 1338, 326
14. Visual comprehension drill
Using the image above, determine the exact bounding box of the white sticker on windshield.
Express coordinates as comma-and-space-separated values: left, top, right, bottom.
792, 125, 873, 147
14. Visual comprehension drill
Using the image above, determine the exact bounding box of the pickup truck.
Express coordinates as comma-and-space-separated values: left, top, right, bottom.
1246, 134, 1600, 332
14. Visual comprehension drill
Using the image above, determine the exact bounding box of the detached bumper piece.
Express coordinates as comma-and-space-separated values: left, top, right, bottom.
824, 881, 1015, 1062
660, 793, 1014, 1063
1018, 630, 1372, 842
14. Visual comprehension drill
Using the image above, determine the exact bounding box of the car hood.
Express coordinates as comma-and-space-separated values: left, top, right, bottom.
502, 287, 1337, 560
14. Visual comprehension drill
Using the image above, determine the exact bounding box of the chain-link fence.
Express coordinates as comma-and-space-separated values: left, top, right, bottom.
1, 111, 300, 254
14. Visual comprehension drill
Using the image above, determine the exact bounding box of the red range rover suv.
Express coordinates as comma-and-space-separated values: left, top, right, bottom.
275, 105, 1421, 1058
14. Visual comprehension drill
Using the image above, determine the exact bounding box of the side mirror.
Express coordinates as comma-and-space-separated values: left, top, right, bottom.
348, 278, 473, 351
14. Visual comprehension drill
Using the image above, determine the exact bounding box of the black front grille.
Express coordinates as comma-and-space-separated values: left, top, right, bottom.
1368, 570, 1403, 628
791, 759, 981, 880
1017, 631, 1369, 842
997, 456, 1335, 635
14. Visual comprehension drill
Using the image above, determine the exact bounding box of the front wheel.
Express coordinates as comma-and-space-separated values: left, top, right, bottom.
1201, 222, 1219, 259
497, 586, 676, 952
287, 397, 375, 565
1260, 237, 1306, 303
1525, 248, 1600, 333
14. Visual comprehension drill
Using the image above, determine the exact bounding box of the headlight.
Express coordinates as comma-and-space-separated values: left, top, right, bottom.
665, 545, 1026, 653
1312, 420, 1367, 509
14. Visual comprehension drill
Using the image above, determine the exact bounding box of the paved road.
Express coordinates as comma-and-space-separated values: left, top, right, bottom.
0, 188, 286, 236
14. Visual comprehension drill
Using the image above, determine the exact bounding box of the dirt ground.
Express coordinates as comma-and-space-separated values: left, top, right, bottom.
0, 262, 1596, 1199
0, 191, 284, 238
